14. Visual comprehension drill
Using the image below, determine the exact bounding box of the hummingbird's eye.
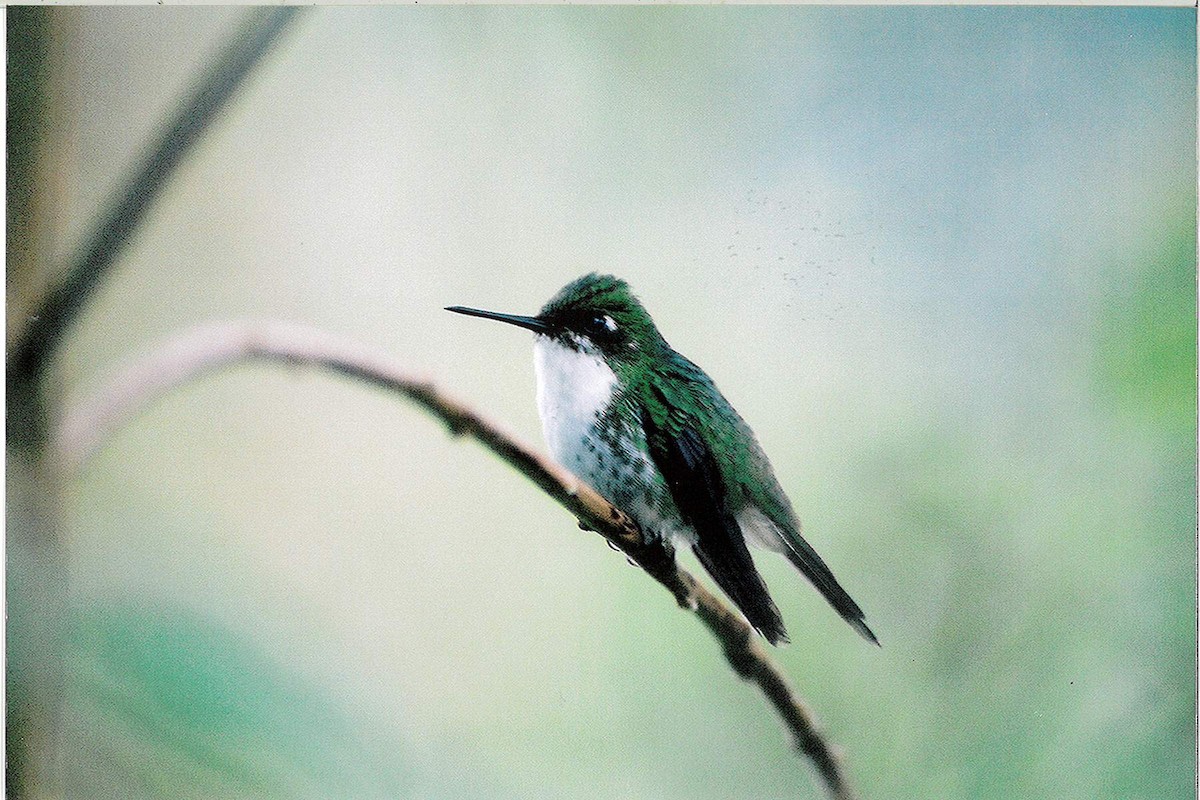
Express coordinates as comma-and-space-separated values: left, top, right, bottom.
584, 314, 618, 338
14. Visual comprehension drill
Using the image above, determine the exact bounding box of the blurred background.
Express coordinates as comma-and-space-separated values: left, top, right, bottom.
8, 6, 1196, 799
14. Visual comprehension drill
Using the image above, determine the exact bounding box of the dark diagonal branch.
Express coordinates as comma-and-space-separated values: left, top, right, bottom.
7, 7, 305, 450
58, 319, 859, 800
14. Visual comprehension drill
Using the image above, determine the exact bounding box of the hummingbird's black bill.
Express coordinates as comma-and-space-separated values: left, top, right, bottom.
445, 306, 551, 333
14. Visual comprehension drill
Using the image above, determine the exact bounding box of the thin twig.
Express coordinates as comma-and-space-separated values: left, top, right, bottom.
58, 319, 859, 800
7, 7, 305, 450
6, 15, 305, 799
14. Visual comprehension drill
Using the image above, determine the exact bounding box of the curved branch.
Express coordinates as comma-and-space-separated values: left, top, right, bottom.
58, 319, 859, 800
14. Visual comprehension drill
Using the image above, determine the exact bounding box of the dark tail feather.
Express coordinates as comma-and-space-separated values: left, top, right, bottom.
782, 535, 879, 646
692, 540, 789, 646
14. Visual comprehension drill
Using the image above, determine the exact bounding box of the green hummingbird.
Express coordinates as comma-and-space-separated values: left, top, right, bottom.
447, 273, 876, 646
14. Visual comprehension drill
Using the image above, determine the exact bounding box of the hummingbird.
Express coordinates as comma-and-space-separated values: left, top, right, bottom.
447, 273, 876, 646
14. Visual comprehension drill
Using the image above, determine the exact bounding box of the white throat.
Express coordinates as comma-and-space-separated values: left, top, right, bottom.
533, 336, 618, 464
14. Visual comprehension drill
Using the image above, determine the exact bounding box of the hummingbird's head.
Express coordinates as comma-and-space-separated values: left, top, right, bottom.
446, 273, 666, 363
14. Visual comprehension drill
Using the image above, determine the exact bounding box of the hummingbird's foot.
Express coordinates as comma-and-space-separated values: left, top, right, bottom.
634, 536, 676, 578
642, 532, 675, 561
577, 519, 595, 532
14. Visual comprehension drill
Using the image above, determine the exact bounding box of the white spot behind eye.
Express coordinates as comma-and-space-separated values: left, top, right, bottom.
603, 315, 617, 332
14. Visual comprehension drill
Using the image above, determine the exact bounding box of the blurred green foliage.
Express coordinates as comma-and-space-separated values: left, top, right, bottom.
67, 605, 414, 799
1096, 214, 1197, 437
